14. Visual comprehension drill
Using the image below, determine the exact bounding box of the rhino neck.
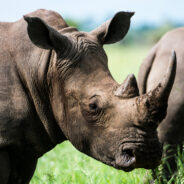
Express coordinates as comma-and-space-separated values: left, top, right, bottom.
47, 51, 71, 140
36, 50, 68, 144
18, 49, 67, 154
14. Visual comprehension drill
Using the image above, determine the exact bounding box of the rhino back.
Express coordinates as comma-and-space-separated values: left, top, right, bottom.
0, 20, 30, 146
0, 9, 66, 152
146, 27, 184, 143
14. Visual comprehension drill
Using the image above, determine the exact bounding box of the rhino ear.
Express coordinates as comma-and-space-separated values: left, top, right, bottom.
114, 74, 139, 98
90, 12, 134, 44
24, 16, 70, 53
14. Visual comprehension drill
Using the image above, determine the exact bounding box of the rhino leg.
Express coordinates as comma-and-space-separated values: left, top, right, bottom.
0, 149, 10, 184
8, 153, 37, 184
0, 147, 38, 184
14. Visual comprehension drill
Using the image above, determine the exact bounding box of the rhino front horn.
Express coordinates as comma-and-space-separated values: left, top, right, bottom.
114, 74, 139, 98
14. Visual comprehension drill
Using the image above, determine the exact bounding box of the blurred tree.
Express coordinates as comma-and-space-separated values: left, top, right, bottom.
65, 17, 97, 32
121, 21, 183, 46
64, 17, 183, 46
65, 18, 81, 30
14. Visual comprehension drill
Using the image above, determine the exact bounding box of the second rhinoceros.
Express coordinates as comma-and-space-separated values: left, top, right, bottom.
138, 28, 184, 178
0, 9, 176, 183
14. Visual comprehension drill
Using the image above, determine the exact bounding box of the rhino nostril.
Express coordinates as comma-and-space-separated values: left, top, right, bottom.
115, 147, 137, 170
116, 148, 136, 169
122, 149, 134, 158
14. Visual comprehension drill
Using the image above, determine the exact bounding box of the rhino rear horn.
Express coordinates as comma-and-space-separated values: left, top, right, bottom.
114, 74, 139, 98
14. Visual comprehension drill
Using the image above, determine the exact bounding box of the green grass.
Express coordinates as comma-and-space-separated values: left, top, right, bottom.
30, 45, 155, 184
105, 44, 150, 83
30, 142, 152, 184
151, 145, 184, 184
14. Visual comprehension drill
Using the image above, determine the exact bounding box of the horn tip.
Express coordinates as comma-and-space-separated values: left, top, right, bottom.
171, 50, 176, 60
128, 73, 136, 79
170, 50, 177, 70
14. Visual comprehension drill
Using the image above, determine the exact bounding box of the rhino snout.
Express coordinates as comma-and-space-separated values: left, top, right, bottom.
114, 139, 162, 171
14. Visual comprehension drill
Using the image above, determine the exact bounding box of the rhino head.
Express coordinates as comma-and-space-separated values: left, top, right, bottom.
24, 12, 176, 171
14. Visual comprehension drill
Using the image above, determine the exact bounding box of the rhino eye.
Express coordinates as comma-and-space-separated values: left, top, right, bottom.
81, 99, 103, 123
89, 103, 98, 111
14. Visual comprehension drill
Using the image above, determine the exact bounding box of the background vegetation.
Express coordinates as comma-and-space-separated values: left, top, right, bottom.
65, 17, 183, 46
30, 20, 184, 184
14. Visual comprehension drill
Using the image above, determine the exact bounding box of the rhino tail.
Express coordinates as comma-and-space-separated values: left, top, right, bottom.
138, 44, 158, 95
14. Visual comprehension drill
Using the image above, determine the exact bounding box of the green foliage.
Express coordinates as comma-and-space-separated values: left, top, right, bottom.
153, 145, 184, 184
31, 141, 184, 183
122, 22, 180, 46
64, 16, 183, 47
64, 15, 183, 46
64, 18, 81, 30
64, 18, 96, 32
105, 45, 150, 83
30, 142, 151, 184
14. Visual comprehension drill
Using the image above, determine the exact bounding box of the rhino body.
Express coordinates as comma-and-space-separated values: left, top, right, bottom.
0, 9, 176, 184
138, 28, 184, 176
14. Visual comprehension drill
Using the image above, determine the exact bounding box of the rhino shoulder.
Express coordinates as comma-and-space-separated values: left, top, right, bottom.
158, 27, 184, 51
0, 63, 30, 121
0, 64, 31, 149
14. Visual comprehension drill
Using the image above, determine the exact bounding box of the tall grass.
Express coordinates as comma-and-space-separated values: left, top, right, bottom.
153, 145, 184, 184
30, 45, 184, 184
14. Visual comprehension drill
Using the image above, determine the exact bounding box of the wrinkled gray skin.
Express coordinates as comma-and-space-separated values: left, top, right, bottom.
0, 9, 176, 184
138, 28, 184, 178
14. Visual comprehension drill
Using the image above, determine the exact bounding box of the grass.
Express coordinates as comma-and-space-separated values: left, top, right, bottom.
30, 142, 152, 184
30, 44, 163, 184
105, 44, 150, 83
151, 145, 184, 184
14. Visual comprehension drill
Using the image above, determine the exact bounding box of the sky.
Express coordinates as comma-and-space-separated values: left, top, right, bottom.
1, 0, 184, 29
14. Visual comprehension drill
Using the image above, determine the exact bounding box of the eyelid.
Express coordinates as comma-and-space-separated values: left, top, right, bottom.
89, 94, 99, 100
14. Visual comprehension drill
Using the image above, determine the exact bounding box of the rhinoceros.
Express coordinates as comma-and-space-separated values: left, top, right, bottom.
0, 9, 176, 184
138, 28, 184, 177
